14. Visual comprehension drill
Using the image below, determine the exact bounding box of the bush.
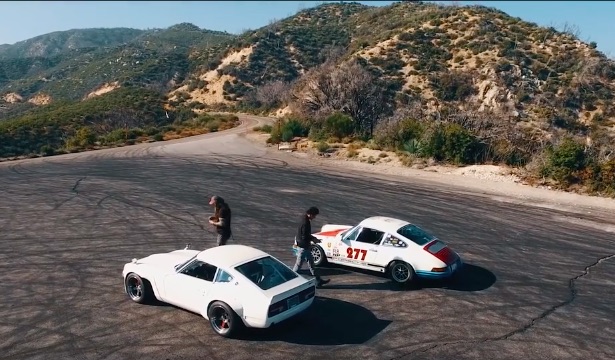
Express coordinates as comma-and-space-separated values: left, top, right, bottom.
420, 123, 482, 164
540, 137, 586, 185
374, 118, 424, 150
323, 113, 355, 139
430, 71, 477, 101
316, 141, 330, 153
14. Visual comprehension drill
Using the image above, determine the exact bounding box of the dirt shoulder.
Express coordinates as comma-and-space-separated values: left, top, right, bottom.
243, 130, 615, 224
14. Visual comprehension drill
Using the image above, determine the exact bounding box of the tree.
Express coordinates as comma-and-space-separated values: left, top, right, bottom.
255, 80, 292, 109
292, 57, 392, 137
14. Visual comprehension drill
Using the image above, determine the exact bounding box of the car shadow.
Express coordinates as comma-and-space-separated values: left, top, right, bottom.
309, 263, 496, 292
421, 263, 497, 292
234, 296, 391, 345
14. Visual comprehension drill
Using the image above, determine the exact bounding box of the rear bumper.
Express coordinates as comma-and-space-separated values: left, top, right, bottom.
243, 297, 314, 328
415, 259, 463, 279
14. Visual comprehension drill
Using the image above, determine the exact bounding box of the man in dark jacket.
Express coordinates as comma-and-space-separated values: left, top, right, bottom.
292, 206, 330, 287
208, 195, 232, 246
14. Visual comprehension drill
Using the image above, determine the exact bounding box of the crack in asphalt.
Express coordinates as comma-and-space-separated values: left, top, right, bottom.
389, 253, 615, 359
71, 177, 86, 194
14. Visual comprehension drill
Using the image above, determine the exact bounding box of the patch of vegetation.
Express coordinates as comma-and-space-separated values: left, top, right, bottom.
0, 87, 239, 159
0, 24, 235, 115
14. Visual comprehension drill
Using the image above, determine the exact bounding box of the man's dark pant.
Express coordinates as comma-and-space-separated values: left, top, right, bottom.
217, 232, 231, 246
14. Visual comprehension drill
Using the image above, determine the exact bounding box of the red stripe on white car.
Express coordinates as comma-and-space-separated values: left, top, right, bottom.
315, 228, 346, 237
424, 240, 458, 265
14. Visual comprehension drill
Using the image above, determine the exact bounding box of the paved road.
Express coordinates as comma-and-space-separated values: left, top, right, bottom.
1, 115, 614, 360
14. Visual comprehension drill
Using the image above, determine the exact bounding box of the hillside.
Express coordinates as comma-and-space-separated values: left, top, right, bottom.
1, 1, 614, 196
169, 1, 615, 196
0, 24, 235, 119
0, 28, 146, 59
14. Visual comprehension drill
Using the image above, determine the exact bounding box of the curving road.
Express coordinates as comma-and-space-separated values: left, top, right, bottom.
1, 115, 614, 360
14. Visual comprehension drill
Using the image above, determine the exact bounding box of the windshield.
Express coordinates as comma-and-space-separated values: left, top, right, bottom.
175, 255, 196, 271
235, 256, 298, 290
397, 224, 436, 246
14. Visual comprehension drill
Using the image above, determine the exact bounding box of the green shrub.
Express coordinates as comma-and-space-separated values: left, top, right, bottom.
282, 118, 309, 138
316, 141, 330, 153
374, 118, 424, 150
540, 137, 586, 185
420, 123, 482, 164
323, 112, 355, 139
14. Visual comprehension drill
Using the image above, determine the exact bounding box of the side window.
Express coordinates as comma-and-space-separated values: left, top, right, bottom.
382, 234, 407, 248
343, 226, 362, 241
214, 269, 234, 283
181, 260, 218, 282
355, 227, 385, 244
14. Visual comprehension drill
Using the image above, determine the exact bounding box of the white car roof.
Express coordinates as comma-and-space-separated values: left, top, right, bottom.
359, 216, 411, 234
196, 244, 269, 268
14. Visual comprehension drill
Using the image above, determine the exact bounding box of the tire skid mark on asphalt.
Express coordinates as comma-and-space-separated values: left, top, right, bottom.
387, 253, 615, 359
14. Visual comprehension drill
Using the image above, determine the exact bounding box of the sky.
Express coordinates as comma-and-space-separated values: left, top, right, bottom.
0, 1, 613, 57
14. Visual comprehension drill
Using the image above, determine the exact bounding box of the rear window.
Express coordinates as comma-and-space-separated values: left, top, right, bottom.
235, 256, 298, 290
397, 224, 436, 246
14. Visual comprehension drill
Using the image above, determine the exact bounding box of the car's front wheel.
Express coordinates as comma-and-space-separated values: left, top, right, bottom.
388, 261, 416, 286
310, 245, 327, 266
125, 273, 152, 304
208, 301, 241, 338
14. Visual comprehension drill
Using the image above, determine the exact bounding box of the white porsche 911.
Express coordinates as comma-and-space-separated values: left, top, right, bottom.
309, 216, 463, 286
122, 244, 316, 338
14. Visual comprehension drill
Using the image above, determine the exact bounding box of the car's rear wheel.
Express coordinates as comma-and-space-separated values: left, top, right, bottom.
310, 245, 327, 266
125, 273, 152, 304
389, 261, 415, 286
208, 301, 240, 338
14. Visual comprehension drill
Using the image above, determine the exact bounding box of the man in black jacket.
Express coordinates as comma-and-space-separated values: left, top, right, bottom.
292, 206, 330, 287
208, 195, 232, 246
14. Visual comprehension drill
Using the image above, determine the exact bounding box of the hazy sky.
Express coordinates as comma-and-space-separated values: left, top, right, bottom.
1, 1, 613, 57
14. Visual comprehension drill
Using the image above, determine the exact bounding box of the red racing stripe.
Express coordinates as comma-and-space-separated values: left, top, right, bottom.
315, 228, 346, 237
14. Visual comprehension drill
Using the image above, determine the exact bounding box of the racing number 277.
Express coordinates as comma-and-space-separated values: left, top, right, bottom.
347, 247, 367, 261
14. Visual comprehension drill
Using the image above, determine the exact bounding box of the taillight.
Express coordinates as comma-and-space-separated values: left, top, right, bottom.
268, 285, 315, 317
268, 301, 286, 317
424, 240, 458, 265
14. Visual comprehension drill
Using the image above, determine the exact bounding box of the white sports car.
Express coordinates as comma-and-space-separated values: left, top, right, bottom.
309, 216, 463, 286
122, 244, 316, 338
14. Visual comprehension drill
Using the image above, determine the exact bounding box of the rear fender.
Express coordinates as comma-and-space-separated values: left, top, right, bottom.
202, 297, 244, 320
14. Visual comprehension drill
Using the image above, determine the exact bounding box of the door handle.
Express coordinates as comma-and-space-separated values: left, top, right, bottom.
370, 249, 378, 252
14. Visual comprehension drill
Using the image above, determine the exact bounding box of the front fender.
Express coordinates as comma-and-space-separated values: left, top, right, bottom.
122, 263, 165, 301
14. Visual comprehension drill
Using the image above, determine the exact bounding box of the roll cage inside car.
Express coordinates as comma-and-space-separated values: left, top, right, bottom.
338, 225, 409, 248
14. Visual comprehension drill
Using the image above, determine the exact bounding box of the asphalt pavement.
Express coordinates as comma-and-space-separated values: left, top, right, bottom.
1, 117, 614, 360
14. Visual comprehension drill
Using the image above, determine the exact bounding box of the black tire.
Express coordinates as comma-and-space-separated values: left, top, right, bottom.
207, 301, 241, 338
124, 273, 152, 304
310, 245, 327, 267
388, 261, 416, 286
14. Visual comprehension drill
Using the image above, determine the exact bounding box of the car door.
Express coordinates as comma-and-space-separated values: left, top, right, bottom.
346, 227, 385, 270
163, 259, 217, 313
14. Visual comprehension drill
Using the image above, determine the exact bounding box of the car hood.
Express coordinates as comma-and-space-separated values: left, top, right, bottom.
136, 250, 199, 270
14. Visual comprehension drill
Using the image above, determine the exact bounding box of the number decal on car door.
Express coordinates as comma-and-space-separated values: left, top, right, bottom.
346, 247, 367, 261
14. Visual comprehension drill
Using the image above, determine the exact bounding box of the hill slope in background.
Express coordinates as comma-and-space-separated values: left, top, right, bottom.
0, 28, 147, 59
1, 1, 614, 196
0, 24, 235, 117
174, 1, 615, 128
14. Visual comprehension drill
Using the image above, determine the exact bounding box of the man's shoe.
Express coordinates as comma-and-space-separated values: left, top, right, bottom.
316, 278, 330, 287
